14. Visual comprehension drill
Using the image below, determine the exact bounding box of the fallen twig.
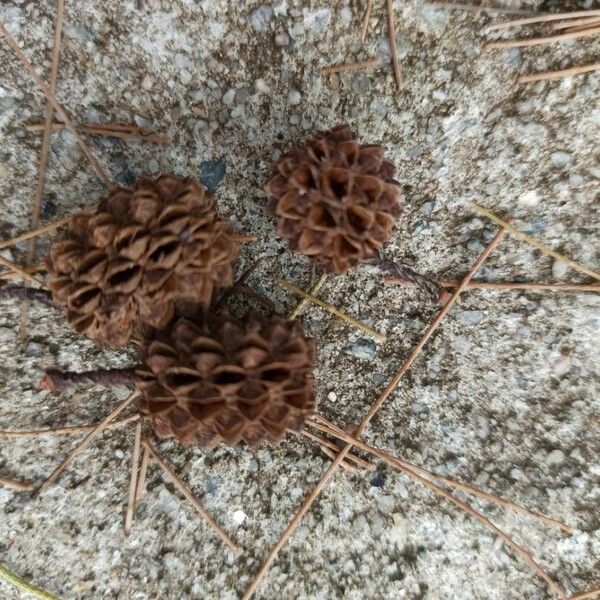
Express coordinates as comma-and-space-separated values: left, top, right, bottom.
276, 277, 386, 342
360, 0, 373, 42
142, 439, 241, 554
40, 368, 135, 392
0, 216, 72, 251
0, 475, 34, 491
34, 392, 139, 496
124, 421, 142, 535
25, 122, 171, 144
386, 0, 402, 89
0, 256, 45, 287
0, 286, 53, 305
471, 203, 600, 282
519, 63, 600, 83
384, 278, 600, 294
0, 23, 110, 186
289, 273, 327, 320
486, 25, 600, 49
425, 2, 540, 17
0, 563, 60, 600
0, 415, 139, 439
485, 10, 600, 32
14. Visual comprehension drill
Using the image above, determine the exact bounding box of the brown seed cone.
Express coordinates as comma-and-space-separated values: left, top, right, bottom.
135, 312, 315, 448
265, 124, 403, 274
47, 174, 239, 346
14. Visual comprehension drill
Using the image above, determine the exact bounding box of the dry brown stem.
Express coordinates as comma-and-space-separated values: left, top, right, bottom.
519, 63, 600, 83
360, 0, 373, 42
0, 475, 34, 491
34, 392, 138, 496
386, 0, 402, 89
0, 256, 45, 287
486, 25, 600, 49
277, 277, 385, 341
142, 439, 241, 554
0, 414, 139, 439
0, 23, 110, 186
309, 416, 573, 533
241, 226, 509, 600
384, 278, 600, 294
485, 10, 600, 31
289, 273, 327, 319
297, 429, 375, 472
471, 203, 600, 281
307, 418, 566, 598
25, 122, 170, 144
124, 421, 142, 535
0, 216, 72, 251
425, 2, 540, 16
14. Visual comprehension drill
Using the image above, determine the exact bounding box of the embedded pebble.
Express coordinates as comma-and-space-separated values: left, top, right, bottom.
456, 310, 484, 326
553, 355, 572, 377
141, 75, 154, 90
327, 391, 337, 402
552, 260, 569, 280
232, 510, 246, 525
287, 90, 301, 105
545, 449, 566, 466
249, 6, 272, 33
344, 338, 376, 360
518, 190, 539, 207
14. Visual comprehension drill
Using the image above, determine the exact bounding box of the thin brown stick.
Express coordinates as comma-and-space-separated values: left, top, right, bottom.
297, 429, 375, 472
40, 368, 135, 392
289, 273, 327, 319
569, 589, 600, 600
384, 278, 600, 294
0, 23, 110, 187
425, 2, 540, 17
241, 227, 509, 600
471, 203, 600, 282
0, 286, 53, 306
277, 277, 385, 341
134, 446, 150, 505
24, 0, 64, 289
25, 122, 171, 144
0, 216, 72, 250
142, 440, 240, 554
0, 414, 139, 439
212, 257, 264, 311
34, 392, 138, 496
386, 0, 402, 89
309, 416, 573, 533
360, 0, 374, 42
238, 284, 277, 312
550, 16, 600, 30
519, 63, 600, 83
232, 234, 259, 243
307, 419, 566, 598
0, 256, 44, 287
486, 25, 600, 49
320, 58, 380, 75
564, 20, 600, 34
124, 421, 142, 536
0, 263, 45, 281
485, 10, 600, 31
0, 475, 34, 491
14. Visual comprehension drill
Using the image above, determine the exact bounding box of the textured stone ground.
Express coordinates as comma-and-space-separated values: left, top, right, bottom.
0, 1, 598, 599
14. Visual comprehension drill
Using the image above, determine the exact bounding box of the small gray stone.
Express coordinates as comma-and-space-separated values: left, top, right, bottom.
344, 338, 377, 360
553, 355, 572, 377
275, 33, 289, 47
550, 151, 571, 167
223, 89, 236, 106
545, 449, 565, 466
552, 260, 568, 280
456, 310, 484, 326
288, 89, 301, 105
199, 157, 226, 192
249, 6, 273, 33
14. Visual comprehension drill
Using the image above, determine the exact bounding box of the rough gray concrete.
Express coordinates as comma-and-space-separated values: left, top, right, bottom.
0, 1, 599, 599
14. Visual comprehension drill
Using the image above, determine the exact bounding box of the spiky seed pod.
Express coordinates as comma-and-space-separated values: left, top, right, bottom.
265, 124, 403, 274
47, 174, 239, 346
135, 312, 315, 448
